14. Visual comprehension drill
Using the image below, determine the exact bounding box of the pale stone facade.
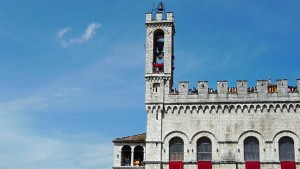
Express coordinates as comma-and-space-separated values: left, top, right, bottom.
113, 134, 146, 168
113, 3, 300, 169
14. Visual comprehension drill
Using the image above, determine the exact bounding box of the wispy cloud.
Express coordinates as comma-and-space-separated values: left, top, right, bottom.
0, 96, 112, 169
0, 95, 47, 114
0, 128, 112, 169
57, 22, 101, 47
56, 27, 71, 39
0, 40, 147, 168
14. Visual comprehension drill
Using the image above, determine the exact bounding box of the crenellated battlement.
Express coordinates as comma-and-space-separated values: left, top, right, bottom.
171, 79, 300, 95
151, 79, 300, 104
145, 12, 174, 23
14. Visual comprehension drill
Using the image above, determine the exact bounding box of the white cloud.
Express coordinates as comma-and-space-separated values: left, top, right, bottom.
56, 27, 71, 39
57, 22, 101, 47
81, 23, 101, 42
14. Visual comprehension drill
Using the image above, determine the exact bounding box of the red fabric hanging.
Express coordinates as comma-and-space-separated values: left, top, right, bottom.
245, 161, 260, 169
280, 161, 296, 169
169, 161, 183, 169
197, 161, 212, 169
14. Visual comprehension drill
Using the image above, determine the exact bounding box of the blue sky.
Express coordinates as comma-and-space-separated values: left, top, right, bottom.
0, 0, 300, 168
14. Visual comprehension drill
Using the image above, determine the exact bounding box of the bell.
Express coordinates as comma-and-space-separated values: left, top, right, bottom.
157, 53, 164, 60
157, 2, 164, 11
157, 41, 164, 52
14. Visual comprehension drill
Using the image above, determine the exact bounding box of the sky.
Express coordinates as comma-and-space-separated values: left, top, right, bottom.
0, 0, 300, 168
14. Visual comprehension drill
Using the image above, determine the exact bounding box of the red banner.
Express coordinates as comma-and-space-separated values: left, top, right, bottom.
169, 161, 183, 169
245, 161, 260, 169
280, 161, 296, 169
197, 161, 212, 169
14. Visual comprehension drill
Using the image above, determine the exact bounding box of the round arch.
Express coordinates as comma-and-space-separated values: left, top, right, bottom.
133, 146, 144, 166
163, 131, 189, 162
190, 131, 218, 161
244, 136, 260, 161
279, 137, 295, 161
121, 145, 131, 166
272, 130, 299, 162
169, 137, 184, 161
197, 137, 212, 161
237, 130, 265, 162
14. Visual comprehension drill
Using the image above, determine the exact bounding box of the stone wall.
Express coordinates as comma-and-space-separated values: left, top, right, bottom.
113, 143, 146, 167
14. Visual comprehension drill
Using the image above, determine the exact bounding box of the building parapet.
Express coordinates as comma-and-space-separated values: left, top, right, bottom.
170, 79, 299, 96
146, 12, 174, 23
165, 79, 300, 103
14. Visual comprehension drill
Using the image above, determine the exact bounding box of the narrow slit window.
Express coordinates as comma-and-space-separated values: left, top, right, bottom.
153, 83, 160, 93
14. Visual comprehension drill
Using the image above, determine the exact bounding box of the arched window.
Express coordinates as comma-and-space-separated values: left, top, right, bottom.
121, 145, 131, 166
134, 146, 144, 166
279, 137, 295, 161
153, 29, 164, 72
244, 137, 260, 161
197, 137, 212, 161
169, 137, 184, 161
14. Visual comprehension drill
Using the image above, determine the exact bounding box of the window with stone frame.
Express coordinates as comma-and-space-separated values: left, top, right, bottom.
197, 137, 212, 161
169, 137, 184, 161
279, 137, 295, 161
153, 83, 160, 93
244, 137, 260, 161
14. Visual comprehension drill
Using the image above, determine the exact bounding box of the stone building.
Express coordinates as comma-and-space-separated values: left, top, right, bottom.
113, 3, 300, 169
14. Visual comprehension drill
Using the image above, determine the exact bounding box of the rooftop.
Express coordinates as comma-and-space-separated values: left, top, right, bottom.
112, 133, 146, 143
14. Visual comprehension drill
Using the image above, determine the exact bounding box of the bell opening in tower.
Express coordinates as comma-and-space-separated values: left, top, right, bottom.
153, 29, 164, 72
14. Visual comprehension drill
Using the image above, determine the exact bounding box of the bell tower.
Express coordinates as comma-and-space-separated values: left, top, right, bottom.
145, 2, 175, 103
144, 2, 175, 169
